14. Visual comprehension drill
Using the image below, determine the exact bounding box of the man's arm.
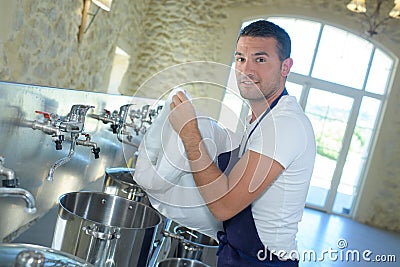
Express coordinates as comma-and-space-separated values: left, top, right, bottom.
169, 91, 284, 221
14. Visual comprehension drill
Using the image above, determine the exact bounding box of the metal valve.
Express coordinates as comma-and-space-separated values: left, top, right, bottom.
28, 104, 100, 181
34, 110, 64, 150
77, 133, 101, 159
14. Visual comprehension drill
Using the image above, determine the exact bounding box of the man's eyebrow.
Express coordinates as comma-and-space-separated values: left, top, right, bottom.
234, 51, 269, 56
254, 51, 269, 56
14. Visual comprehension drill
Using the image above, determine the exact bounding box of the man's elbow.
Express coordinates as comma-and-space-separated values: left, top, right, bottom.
210, 208, 234, 222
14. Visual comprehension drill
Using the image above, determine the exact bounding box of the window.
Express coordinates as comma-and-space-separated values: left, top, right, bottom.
220, 17, 394, 216
107, 47, 130, 95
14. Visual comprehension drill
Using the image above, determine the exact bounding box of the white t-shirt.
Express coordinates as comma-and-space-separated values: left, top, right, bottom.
240, 95, 316, 259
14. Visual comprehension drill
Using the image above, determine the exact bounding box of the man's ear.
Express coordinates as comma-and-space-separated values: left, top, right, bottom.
281, 58, 293, 77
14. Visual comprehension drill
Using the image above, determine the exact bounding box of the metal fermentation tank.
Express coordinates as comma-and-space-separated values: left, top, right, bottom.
0, 81, 155, 242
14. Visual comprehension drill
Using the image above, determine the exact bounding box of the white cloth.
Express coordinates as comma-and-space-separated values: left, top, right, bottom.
134, 89, 240, 239
241, 95, 316, 259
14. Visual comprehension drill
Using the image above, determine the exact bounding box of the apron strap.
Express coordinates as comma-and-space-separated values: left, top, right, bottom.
215, 88, 298, 266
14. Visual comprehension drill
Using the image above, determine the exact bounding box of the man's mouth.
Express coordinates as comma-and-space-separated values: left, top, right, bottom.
241, 80, 258, 85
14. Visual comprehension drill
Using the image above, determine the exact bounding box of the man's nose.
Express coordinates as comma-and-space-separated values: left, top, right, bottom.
237, 61, 255, 77
240, 60, 254, 76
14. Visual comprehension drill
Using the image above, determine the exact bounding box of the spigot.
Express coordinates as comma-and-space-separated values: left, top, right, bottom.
119, 126, 133, 142
90, 103, 136, 147
0, 156, 19, 188
0, 157, 37, 214
101, 109, 120, 133
110, 124, 119, 134
0, 187, 37, 214
119, 104, 133, 121
77, 133, 100, 159
128, 105, 148, 136
111, 104, 132, 134
130, 105, 150, 120
92, 147, 100, 159
149, 105, 164, 122
128, 104, 163, 136
26, 105, 97, 182
53, 135, 65, 150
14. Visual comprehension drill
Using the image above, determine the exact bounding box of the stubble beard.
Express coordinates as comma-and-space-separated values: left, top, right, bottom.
239, 82, 279, 104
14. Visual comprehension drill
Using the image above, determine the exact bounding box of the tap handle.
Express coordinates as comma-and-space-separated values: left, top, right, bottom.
35, 110, 51, 119
120, 104, 133, 114
67, 104, 95, 123
104, 109, 111, 116
141, 105, 150, 117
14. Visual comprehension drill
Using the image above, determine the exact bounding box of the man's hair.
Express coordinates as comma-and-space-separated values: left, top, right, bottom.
238, 20, 291, 62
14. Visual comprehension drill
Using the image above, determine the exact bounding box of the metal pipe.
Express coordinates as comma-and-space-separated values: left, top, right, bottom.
30, 120, 60, 136
0, 156, 15, 181
47, 133, 78, 181
0, 187, 37, 214
88, 113, 115, 124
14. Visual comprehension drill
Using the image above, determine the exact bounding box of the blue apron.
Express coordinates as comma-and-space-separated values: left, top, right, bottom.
216, 89, 299, 267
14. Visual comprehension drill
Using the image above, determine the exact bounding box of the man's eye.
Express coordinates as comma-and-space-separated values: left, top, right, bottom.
236, 57, 245, 62
256, 58, 266, 63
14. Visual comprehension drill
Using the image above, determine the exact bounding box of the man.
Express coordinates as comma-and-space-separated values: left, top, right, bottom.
169, 20, 316, 266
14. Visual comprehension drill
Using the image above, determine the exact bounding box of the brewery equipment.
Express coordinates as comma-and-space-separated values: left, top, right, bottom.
0, 156, 36, 214
0, 243, 93, 266
52, 192, 162, 267
25, 104, 100, 181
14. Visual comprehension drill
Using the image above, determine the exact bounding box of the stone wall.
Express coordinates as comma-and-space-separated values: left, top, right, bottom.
355, 74, 400, 232
0, 0, 150, 92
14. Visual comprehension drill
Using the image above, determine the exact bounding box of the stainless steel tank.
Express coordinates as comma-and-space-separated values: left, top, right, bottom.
157, 258, 210, 267
102, 167, 150, 206
102, 167, 176, 267
162, 225, 218, 266
52, 191, 162, 267
0, 243, 93, 266
174, 226, 218, 260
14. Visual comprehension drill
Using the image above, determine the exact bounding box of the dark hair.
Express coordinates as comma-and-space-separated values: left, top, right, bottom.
238, 20, 291, 62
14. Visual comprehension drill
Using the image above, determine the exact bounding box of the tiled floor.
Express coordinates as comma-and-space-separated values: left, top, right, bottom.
12, 202, 400, 266
297, 208, 400, 267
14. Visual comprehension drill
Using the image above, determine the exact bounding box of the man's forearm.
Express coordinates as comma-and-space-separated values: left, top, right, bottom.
180, 124, 229, 206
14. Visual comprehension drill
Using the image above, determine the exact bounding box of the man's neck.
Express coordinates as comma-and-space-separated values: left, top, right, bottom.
249, 87, 284, 122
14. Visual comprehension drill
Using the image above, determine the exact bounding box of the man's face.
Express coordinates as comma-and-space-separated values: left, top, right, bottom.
235, 36, 291, 102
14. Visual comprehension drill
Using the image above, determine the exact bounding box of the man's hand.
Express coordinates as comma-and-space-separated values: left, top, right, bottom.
169, 91, 198, 141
